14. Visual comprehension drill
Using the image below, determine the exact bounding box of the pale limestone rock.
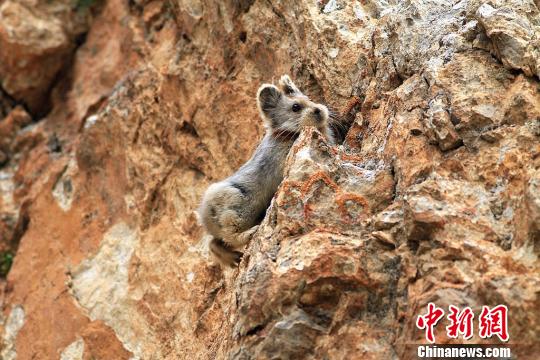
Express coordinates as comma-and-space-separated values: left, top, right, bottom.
59, 338, 84, 360
1, 305, 25, 360
52, 158, 78, 212
70, 223, 154, 359
476, 0, 540, 78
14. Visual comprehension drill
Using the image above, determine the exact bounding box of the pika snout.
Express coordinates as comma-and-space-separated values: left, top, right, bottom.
303, 104, 329, 128
314, 105, 328, 122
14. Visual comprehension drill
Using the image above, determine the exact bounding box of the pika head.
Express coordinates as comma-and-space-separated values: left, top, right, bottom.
256, 75, 330, 136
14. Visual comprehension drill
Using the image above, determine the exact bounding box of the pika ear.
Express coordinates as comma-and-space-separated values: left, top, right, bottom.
278, 75, 301, 95
257, 84, 282, 117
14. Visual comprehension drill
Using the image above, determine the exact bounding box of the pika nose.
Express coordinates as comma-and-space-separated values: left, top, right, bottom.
313, 107, 322, 121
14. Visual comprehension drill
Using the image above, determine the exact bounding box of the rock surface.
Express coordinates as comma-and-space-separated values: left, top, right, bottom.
0, 0, 95, 114
0, 0, 539, 359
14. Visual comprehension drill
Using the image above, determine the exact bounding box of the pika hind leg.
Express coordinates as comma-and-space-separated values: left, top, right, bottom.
211, 226, 260, 268
219, 209, 260, 248
209, 238, 242, 267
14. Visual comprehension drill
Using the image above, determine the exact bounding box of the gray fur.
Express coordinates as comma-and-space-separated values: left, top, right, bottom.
199, 75, 334, 267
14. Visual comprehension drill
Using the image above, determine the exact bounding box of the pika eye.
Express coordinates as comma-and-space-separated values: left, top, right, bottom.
292, 103, 302, 112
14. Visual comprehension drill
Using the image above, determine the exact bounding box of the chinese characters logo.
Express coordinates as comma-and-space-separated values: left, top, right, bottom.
416, 303, 509, 343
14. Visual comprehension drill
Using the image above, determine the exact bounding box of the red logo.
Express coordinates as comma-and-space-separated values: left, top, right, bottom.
416, 304, 509, 343
416, 303, 445, 343
479, 305, 509, 342
446, 305, 474, 340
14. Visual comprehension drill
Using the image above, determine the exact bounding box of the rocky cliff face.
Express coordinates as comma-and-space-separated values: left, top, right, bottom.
0, 0, 539, 359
